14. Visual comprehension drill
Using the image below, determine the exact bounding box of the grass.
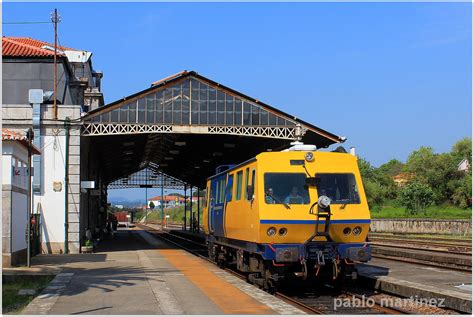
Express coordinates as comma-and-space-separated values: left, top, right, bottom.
2, 275, 54, 314
371, 204, 472, 219
139, 204, 202, 224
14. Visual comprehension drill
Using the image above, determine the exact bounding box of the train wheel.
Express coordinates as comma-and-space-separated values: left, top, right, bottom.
208, 242, 217, 262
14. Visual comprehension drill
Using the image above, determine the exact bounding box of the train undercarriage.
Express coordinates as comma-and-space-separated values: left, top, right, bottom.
207, 240, 358, 293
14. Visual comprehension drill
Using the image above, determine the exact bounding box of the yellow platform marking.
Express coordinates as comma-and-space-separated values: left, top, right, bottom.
159, 250, 276, 315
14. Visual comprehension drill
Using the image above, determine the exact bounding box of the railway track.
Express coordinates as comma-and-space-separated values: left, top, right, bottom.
136, 224, 412, 314
369, 237, 472, 255
367, 234, 472, 273
369, 233, 472, 245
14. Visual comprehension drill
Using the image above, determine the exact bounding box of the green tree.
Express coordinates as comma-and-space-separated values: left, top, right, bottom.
399, 182, 435, 215
378, 159, 404, 177
451, 138, 472, 168
404, 147, 458, 204
357, 157, 397, 208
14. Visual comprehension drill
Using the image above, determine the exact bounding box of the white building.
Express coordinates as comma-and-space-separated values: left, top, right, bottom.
458, 159, 470, 173
2, 129, 40, 266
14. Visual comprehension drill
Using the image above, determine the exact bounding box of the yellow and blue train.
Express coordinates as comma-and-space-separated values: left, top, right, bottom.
203, 142, 371, 291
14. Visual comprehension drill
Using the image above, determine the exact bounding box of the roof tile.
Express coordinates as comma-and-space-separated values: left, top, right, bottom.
2, 36, 78, 57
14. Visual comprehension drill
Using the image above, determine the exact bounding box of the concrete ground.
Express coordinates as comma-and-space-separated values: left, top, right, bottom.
19, 228, 305, 315
357, 258, 472, 313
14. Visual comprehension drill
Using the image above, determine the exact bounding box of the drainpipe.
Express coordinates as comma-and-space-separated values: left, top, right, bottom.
26, 128, 34, 267
64, 117, 70, 254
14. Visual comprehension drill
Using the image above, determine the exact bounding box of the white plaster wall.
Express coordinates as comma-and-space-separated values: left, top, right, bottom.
2, 155, 12, 185
33, 134, 66, 245
11, 191, 27, 252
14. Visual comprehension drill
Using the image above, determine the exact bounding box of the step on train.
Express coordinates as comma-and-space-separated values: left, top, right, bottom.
202, 142, 371, 292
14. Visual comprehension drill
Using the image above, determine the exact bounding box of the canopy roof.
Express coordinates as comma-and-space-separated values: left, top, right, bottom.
83, 71, 345, 187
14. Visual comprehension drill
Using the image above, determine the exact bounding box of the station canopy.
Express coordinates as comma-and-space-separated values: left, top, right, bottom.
82, 71, 345, 188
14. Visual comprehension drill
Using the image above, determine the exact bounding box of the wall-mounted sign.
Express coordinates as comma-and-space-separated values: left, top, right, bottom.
13, 167, 32, 177
53, 181, 62, 192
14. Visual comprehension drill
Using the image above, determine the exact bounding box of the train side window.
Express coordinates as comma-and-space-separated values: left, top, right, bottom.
235, 171, 243, 200
248, 169, 256, 200
226, 174, 234, 202
204, 185, 209, 207
244, 168, 250, 200
219, 178, 225, 204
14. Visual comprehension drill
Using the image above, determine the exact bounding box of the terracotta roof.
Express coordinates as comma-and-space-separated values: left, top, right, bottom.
2, 129, 41, 154
149, 195, 186, 202
2, 36, 77, 58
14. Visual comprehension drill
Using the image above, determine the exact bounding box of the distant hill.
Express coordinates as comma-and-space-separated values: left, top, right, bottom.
108, 198, 144, 208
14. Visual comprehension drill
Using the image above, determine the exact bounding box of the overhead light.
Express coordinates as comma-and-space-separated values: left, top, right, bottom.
203, 159, 211, 163
175, 141, 186, 146
160, 163, 168, 167
164, 157, 174, 161
194, 166, 200, 169
224, 143, 235, 148
124, 151, 133, 155
169, 150, 180, 155
212, 152, 223, 157
122, 141, 134, 147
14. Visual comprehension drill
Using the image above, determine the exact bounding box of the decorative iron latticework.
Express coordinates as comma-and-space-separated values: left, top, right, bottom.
80, 72, 340, 142
107, 163, 186, 190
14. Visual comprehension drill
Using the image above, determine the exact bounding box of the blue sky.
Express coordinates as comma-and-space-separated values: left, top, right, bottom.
4, 2, 471, 201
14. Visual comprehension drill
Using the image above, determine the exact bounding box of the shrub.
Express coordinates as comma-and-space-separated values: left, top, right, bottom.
399, 182, 435, 215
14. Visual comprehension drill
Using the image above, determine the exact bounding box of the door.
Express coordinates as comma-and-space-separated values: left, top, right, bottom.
210, 175, 226, 237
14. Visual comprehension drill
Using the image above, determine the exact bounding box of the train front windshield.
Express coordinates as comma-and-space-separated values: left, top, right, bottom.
315, 173, 361, 204
264, 173, 310, 205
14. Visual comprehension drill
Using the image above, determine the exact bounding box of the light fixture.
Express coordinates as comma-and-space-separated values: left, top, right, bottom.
175, 141, 186, 146
164, 157, 174, 161
122, 141, 134, 147
317, 195, 331, 208
203, 159, 211, 163
353, 226, 362, 236
223, 143, 235, 148
305, 152, 314, 162
267, 227, 276, 236
169, 150, 180, 155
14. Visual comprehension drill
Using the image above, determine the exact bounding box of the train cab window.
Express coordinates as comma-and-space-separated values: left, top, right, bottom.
235, 171, 243, 200
264, 173, 310, 205
315, 173, 360, 204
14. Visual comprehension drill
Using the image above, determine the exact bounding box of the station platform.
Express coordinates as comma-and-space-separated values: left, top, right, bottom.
20, 228, 305, 315
166, 227, 472, 313
356, 258, 472, 313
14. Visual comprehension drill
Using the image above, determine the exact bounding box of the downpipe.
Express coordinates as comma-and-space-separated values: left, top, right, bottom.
64, 117, 70, 254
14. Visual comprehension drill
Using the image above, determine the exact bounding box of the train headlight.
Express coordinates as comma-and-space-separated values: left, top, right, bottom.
343, 227, 351, 235
278, 228, 287, 236
267, 227, 277, 236
353, 226, 362, 236
317, 195, 331, 208
305, 152, 314, 162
